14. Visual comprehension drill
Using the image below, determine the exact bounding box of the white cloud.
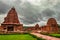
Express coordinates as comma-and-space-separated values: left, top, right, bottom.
26, 0, 41, 5
0, 0, 16, 5
1, 0, 16, 2
0, 14, 6, 23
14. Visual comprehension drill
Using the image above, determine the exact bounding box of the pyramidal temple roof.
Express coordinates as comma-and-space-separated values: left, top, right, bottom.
2, 7, 20, 24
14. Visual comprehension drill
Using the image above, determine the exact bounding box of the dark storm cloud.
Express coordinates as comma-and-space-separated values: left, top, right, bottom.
52, 1, 60, 22
16, 1, 60, 25
0, 1, 10, 14
55, 13, 60, 21
17, 2, 41, 24
0, 0, 60, 26
42, 8, 56, 17
20, 14, 40, 24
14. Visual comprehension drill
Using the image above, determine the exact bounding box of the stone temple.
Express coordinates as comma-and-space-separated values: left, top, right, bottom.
0, 7, 59, 34
47, 18, 58, 33
1, 7, 23, 32
40, 18, 58, 33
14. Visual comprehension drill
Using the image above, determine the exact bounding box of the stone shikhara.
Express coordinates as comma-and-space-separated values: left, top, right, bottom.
1, 7, 23, 32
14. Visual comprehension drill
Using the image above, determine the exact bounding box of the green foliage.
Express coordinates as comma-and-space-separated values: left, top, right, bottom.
40, 32, 60, 38
48, 34, 60, 38
0, 32, 28, 35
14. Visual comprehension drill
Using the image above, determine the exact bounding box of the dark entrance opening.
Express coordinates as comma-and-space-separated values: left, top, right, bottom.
7, 25, 14, 31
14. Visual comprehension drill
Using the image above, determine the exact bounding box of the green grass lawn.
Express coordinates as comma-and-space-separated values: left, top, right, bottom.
40, 32, 60, 38
0, 34, 44, 40
48, 34, 60, 38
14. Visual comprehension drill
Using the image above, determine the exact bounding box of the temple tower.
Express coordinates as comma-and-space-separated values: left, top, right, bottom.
1, 7, 23, 32
47, 18, 58, 33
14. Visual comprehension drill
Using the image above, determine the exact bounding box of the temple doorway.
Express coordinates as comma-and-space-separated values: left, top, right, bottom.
7, 25, 14, 31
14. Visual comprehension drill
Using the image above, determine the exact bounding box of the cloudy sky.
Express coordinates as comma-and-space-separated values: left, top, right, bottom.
0, 0, 60, 26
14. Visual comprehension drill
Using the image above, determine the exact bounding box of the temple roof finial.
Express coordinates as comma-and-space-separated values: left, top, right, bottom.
11, 6, 15, 10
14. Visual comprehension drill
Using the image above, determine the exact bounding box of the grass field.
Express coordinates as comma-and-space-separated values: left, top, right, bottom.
0, 34, 44, 40
40, 32, 60, 38
48, 34, 60, 38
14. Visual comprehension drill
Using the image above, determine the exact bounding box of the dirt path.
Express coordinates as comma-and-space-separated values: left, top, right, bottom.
31, 33, 60, 40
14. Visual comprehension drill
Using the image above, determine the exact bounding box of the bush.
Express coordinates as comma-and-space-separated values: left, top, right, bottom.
0, 32, 29, 35
48, 34, 60, 38
40, 32, 60, 38
58, 31, 60, 34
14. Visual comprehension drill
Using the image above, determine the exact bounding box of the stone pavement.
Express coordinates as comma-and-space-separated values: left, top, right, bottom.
31, 33, 60, 40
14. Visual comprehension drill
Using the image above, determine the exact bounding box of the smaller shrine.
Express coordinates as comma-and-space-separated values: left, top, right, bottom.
47, 18, 58, 33
40, 18, 58, 33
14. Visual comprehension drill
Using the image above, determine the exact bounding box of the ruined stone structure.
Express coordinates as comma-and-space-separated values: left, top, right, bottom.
1, 7, 23, 32
40, 18, 58, 33
47, 18, 58, 33
35, 24, 40, 30
24, 24, 40, 31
